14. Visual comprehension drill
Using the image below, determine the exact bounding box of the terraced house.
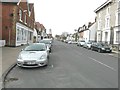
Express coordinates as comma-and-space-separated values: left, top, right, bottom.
95, 0, 120, 49
1, 0, 35, 46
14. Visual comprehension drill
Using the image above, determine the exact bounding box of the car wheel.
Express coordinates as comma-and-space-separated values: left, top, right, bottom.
98, 49, 101, 53
47, 55, 49, 59
109, 51, 112, 53
91, 47, 93, 50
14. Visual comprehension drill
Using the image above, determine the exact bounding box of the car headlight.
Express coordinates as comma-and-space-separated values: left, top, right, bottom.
101, 48, 105, 50
40, 55, 46, 59
110, 47, 112, 50
18, 54, 22, 59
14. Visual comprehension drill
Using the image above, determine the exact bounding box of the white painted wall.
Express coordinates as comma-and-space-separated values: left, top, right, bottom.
89, 23, 97, 41
83, 30, 90, 42
102, 29, 111, 44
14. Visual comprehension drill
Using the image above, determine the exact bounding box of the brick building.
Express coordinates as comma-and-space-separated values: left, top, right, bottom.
1, 0, 35, 46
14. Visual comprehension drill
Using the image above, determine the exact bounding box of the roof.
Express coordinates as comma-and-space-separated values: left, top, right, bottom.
94, 0, 112, 13
1, 0, 19, 3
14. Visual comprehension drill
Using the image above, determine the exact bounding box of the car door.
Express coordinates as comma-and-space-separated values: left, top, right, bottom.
94, 43, 98, 51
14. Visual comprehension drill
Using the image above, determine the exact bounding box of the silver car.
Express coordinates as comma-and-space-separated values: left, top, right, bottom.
17, 43, 49, 68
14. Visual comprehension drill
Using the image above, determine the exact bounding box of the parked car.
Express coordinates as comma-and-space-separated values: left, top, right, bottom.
83, 42, 87, 48
64, 40, 70, 43
39, 39, 52, 52
17, 43, 49, 68
68, 40, 72, 44
77, 40, 86, 46
83, 41, 95, 49
68, 40, 77, 44
91, 42, 112, 53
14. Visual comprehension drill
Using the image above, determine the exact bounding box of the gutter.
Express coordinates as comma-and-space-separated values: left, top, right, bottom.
94, 0, 112, 13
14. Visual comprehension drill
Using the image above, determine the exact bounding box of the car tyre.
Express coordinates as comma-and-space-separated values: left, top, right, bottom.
98, 49, 101, 53
91, 47, 93, 51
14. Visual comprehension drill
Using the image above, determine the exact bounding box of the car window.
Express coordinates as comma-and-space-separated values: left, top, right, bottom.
24, 44, 46, 51
39, 40, 51, 44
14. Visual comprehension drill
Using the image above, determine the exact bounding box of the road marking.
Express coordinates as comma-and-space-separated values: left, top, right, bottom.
88, 57, 117, 71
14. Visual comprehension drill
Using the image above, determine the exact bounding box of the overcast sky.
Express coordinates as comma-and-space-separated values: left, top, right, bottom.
29, 0, 106, 36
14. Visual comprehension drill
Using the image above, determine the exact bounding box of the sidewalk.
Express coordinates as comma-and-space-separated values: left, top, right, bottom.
109, 49, 120, 58
1, 45, 27, 75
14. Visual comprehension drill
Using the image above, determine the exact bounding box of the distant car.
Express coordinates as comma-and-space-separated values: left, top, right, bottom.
77, 40, 86, 46
17, 43, 49, 68
91, 42, 112, 53
39, 39, 52, 52
68, 40, 77, 44
68, 41, 72, 44
64, 40, 70, 43
83, 41, 95, 49
83, 42, 87, 48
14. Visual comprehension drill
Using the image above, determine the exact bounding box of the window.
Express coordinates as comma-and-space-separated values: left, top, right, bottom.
24, 14, 27, 24
24, 30, 27, 40
116, 31, 120, 43
17, 28, 21, 41
98, 20, 101, 30
105, 17, 110, 28
105, 32, 108, 42
115, 12, 118, 26
30, 32, 32, 40
21, 28, 24, 41
19, 9, 22, 21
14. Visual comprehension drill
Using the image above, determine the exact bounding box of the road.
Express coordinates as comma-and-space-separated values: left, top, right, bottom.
5, 40, 118, 88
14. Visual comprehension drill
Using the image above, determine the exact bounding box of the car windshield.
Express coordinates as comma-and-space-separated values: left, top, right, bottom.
87, 42, 92, 44
81, 41, 85, 42
39, 40, 51, 44
24, 44, 46, 51
99, 43, 109, 47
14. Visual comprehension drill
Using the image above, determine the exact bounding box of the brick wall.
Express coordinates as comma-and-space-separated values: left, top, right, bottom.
2, 3, 16, 46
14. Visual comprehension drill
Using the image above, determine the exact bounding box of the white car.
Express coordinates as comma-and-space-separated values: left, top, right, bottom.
17, 43, 49, 68
77, 40, 86, 46
68, 41, 72, 44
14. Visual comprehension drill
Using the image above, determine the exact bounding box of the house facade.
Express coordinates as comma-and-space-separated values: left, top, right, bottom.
78, 25, 88, 41
95, 0, 119, 45
89, 22, 97, 42
1, 0, 35, 46
40, 24, 47, 39
35, 22, 42, 41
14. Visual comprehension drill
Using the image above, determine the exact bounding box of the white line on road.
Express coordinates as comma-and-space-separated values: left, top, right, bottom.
88, 57, 117, 71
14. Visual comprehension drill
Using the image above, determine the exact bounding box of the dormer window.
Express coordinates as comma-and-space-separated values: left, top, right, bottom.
19, 9, 22, 21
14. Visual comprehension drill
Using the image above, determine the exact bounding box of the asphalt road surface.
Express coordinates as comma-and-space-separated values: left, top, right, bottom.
5, 40, 118, 88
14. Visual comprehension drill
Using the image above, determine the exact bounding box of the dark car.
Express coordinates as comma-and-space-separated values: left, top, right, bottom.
91, 42, 112, 53
39, 39, 52, 52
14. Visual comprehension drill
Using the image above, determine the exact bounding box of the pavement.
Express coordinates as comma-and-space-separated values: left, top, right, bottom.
2, 45, 28, 74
